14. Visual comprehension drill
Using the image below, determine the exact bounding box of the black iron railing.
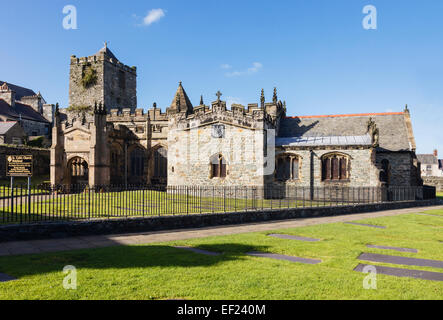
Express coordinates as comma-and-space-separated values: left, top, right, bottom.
0, 184, 436, 225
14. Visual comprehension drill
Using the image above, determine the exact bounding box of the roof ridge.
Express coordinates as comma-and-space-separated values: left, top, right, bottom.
286, 112, 405, 119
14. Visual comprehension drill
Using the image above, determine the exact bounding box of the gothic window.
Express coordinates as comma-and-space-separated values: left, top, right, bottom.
322, 154, 350, 182
154, 147, 168, 179
210, 154, 227, 178
275, 154, 300, 181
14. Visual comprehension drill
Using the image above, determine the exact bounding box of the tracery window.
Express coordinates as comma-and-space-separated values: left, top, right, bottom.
275, 155, 300, 181
322, 153, 350, 181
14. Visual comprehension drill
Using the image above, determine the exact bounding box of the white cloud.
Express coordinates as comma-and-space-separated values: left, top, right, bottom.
225, 62, 263, 77
248, 62, 263, 73
220, 64, 232, 69
143, 9, 166, 26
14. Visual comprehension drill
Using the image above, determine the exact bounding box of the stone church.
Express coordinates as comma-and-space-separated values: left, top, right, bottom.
50, 45, 421, 189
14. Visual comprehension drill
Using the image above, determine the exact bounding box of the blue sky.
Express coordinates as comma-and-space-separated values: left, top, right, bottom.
1, 0, 442, 154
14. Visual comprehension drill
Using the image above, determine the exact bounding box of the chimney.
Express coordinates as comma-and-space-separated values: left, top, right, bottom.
434, 149, 438, 157
0, 83, 15, 107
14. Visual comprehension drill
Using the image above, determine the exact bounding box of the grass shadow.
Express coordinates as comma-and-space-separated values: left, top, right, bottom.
0, 243, 269, 279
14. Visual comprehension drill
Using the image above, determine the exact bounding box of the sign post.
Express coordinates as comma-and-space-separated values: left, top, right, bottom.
6, 155, 33, 220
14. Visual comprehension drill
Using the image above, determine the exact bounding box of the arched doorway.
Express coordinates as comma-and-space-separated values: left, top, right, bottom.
69, 157, 89, 185
380, 159, 391, 186
152, 146, 167, 185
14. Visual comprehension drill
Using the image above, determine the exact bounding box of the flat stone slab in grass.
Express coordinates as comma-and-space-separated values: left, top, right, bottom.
415, 213, 442, 217
247, 252, 322, 265
345, 222, 386, 229
0, 273, 16, 283
173, 246, 221, 256
366, 245, 418, 253
354, 264, 443, 282
268, 234, 320, 242
358, 253, 443, 269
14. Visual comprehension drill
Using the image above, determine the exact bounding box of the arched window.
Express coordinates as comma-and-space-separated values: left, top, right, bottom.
210, 154, 227, 178
275, 154, 300, 181
322, 154, 350, 181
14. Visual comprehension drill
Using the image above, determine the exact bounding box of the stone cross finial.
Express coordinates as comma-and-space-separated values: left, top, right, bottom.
260, 89, 265, 108
216, 91, 222, 102
103, 41, 109, 49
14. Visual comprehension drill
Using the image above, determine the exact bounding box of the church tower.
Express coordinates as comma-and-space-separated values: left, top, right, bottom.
69, 44, 137, 112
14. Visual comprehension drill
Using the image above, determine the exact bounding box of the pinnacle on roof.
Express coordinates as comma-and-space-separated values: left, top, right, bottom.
170, 82, 193, 113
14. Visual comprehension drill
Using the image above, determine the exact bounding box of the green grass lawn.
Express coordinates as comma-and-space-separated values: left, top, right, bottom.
0, 175, 50, 198
0, 188, 338, 225
0, 208, 442, 300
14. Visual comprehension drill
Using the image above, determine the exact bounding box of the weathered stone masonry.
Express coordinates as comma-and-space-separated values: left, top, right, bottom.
51, 45, 422, 190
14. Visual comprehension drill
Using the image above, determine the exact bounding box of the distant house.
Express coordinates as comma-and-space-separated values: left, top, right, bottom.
0, 121, 26, 145
0, 81, 54, 138
417, 150, 443, 177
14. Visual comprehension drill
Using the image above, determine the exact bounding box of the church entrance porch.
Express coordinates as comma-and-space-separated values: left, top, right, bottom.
68, 157, 89, 186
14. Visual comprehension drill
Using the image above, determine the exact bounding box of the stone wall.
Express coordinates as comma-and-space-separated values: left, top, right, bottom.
375, 152, 419, 186
21, 119, 49, 137
273, 148, 380, 188
69, 52, 137, 112
0, 123, 26, 145
168, 122, 267, 187
103, 59, 137, 111
0, 199, 437, 242
0, 145, 50, 179
422, 177, 443, 192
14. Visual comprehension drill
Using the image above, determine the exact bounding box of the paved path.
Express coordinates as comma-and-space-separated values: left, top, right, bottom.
0, 204, 442, 257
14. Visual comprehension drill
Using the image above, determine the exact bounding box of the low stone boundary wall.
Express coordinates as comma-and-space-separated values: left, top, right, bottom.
423, 177, 443, 192
0, 199, 439, 242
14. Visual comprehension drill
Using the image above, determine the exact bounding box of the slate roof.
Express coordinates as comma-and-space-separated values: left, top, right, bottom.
279, 112, 413, 152
0, 99, 49, 123
417, 154, 438, 165
0, 81, 37, 100
276, 134, 372, 147
439, 159, 443, 170
0, 122, 18, 135
96, 45, 118, 61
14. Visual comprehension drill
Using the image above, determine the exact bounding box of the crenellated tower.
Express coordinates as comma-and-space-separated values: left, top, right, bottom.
69, 44, 137, 112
